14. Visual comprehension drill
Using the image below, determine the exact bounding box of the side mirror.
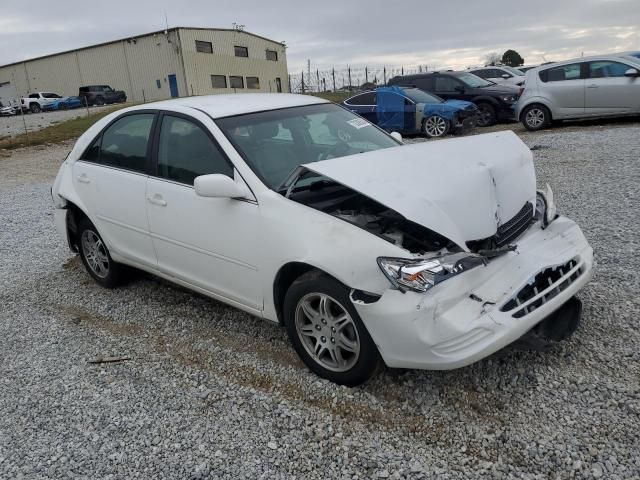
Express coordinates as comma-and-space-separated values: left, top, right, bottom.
502, 73, 511, 79
624, 68, 640, 77
390, 131, 403, 143
194, 174, 245, 199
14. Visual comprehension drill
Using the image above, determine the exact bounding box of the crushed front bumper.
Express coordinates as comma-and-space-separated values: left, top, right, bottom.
352, 216, 593, 369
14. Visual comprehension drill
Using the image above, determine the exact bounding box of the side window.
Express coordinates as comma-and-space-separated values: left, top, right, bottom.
157, 115, 233, 185
473, 70, 490, 79
414, 77, 435, 90
496, 69, 511, 78
346, 92, 376, 105
83, 136, 101, 162
588, 61, 630, 78
542, 63, 583, 82
99, 114, 155, 172
434, 76, 459, 92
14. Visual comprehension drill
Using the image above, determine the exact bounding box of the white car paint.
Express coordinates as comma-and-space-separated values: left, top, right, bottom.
52, 93, 593, 373
305, 131, 535, 251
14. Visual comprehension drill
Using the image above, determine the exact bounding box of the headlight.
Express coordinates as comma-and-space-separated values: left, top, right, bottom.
535, 183, 557, 227
500, 95, 517, 103
377, 253, 486, 293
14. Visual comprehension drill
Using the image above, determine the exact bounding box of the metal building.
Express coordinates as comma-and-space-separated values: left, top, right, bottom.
0, 27, 289, 104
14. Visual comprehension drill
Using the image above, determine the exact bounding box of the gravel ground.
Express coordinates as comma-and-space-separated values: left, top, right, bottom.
0, 105, 114, 138
1, 123, 639, 479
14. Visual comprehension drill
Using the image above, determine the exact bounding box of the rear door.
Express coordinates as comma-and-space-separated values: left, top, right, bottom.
539, 63, 585, 118
72, 112, 157, 267
585, 60, 640, 115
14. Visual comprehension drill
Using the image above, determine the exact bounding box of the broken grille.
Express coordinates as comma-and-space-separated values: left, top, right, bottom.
495, 202, 534, 247
500, 258, 584, 318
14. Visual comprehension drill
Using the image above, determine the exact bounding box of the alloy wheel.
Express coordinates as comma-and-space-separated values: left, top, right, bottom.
424, 116, 448, 137
295, 293, 360, 372
81, 230, 110, 278
525, 108, 546, 128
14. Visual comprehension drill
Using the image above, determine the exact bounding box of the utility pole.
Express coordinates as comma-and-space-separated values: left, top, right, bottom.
365, 66, 368, 84
307, 59, 311, 91
348, 66, 352, 91
301, 71, 305, 93
383, 66, 386, 84
332, 68, 336, 92
316, 69, 320, 92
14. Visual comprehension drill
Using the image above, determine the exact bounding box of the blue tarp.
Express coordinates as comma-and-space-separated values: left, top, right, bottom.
376, 86, 407, 131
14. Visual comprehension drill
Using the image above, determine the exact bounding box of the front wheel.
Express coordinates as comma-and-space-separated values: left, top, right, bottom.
77, 218, 126, 288
283, 273, 381, 386
422, 115, 451, 138
30, 103, 41, 113
521, 104, 551, 131
476, 102, 496, 127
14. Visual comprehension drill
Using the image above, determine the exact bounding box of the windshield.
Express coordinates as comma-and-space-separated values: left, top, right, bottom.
502, 66, 525, 76
401, 88, 443, 104
452, 72, 493, 88
216, 103, 399, 190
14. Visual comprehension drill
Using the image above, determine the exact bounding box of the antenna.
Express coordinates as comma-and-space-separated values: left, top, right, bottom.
164, 11, 169, 34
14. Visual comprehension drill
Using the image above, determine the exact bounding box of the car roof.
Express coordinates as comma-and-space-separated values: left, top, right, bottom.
532, 53, 640, 71
126, 93, 329, 118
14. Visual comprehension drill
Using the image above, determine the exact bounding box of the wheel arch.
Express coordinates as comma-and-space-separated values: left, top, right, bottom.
470, 95, 500, 107
519, 100, 554, 122
272, 262, 351, 325
62, 200, 91, 252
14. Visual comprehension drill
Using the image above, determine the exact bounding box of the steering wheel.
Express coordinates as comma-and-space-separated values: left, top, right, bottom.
317, 142, 350, 161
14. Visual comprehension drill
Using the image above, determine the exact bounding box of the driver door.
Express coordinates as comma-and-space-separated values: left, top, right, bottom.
145, 112, 262, 312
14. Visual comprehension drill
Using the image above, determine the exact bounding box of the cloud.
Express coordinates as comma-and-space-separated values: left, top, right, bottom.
0, 0, 638, 71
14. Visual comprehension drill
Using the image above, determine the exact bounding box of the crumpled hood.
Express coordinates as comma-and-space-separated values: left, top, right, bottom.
303, 131, 536, 250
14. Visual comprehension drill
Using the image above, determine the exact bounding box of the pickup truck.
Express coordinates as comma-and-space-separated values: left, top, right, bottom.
78, 85, 127, 106
21, 92, 64, 113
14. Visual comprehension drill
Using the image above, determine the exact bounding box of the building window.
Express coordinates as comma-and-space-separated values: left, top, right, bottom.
234, 46, 249, 58
246, 77, 260, 89
229, 76, 244, 89
275, 78, 282, 93
211, 75, 227, 88
195, 40, 213, 54
156, 79, 161, 89
266, 50, 278, 61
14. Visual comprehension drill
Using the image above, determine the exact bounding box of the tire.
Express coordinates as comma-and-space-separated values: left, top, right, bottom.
95, 96, 105, 106
283, 272, 381, 386
422, 115, 451, 138
476, 102, 496, 127
521, 104, 551, 131
77, 218, 126, 288
30, 103, 41, 113
59, 103, 68, 110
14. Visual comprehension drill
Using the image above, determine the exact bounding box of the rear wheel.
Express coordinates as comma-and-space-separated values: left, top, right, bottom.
77, 218, 126, 288
283, 273, 381, 386
59, 102, 68, 110
422, 115, 451, 138
95, 96, 105, 106
476, 102, 496, 127
30, 103, 41, 113
522, 104, 551, 131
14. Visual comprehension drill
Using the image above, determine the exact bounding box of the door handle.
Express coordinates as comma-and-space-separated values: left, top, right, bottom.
147, 194, 167, 207
76, 173, 90, 184
587, 84, 599, 88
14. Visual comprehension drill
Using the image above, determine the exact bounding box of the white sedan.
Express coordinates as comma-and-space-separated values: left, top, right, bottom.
52, 94, 593, 385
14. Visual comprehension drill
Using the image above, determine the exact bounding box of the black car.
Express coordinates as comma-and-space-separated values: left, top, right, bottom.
388, 71, 520, 126
78, 85, 127, 106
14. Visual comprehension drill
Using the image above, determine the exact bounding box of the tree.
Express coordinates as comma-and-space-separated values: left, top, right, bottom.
502, 50, 525, 67
484, 52, 501, 66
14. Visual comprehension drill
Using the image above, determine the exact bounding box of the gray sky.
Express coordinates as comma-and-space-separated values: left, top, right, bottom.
2, 0, 639, 71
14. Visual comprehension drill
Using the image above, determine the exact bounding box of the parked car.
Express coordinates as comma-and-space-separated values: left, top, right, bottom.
342, 86, 478, 137
20, 92, 63, 113
468, 65, 526, 86
42, 96, 83, 111
78, 85, 127, 106
52, 94, 593, 386
519, 65, 539, 73
0, 101, 18, 116
388, 71, 520, 126
516, 54, 640, 130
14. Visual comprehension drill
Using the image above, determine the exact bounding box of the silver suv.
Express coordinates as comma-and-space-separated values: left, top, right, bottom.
516, 54, 640, 130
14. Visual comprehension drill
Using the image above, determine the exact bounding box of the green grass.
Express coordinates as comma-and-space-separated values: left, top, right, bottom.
0, 105, 130, 150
